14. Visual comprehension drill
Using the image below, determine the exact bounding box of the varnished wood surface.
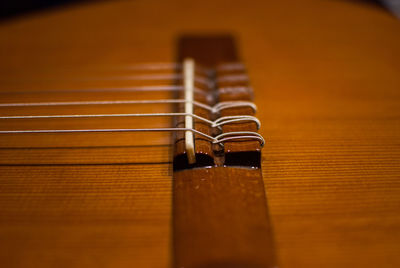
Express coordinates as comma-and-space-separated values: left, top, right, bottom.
0, 0, 399, 267
172, 37, 275, 267
174, 168, 275, 268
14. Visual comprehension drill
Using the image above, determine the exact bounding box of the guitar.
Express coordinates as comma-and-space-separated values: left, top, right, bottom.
1, 1, 399, 268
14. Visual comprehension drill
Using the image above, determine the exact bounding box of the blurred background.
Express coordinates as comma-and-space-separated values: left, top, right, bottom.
0, 1, 399, 268
0, 0, 92, 20
1, 0, 400, 20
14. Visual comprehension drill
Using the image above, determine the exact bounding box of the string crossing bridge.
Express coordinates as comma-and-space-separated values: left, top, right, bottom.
0, 60, 264, 169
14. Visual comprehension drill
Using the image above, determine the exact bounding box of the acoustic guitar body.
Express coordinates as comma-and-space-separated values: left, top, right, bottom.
0, 1, 399, 268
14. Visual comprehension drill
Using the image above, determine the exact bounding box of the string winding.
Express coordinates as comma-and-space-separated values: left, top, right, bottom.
0, 61, 266, 153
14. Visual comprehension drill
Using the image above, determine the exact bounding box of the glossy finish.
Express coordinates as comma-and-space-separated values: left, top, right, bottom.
173, 167, 276, 268
173, 36, 275, 267
0, 0, 399, 267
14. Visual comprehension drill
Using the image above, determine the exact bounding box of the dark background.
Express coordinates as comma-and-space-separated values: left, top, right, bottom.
0, 0, 391, 20
0, 0, 92, 20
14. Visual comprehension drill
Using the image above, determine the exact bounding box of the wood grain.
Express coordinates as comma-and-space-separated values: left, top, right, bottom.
173, 168, 276, 268
172, 36, 274, 267
0, 0, 399, 267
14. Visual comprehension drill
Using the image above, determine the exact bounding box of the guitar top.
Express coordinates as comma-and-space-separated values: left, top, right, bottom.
0, 1, 400, 268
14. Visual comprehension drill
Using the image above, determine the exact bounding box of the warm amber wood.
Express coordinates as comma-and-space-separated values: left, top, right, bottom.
0, 0, 400, 268
173, 167, 276, 268
173, 36, 262, 167
172, 37, 274, 267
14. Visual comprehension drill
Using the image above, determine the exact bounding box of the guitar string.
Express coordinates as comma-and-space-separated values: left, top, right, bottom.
0, 113, 261, 130
0, 86, 253, 105
0, 62, 263, 147
118, 62, 245, 72
70, 73, 248, 90
4, 73, 248, 90
0, 112, 264, 147
0, 99, 263, 145
45, 62, 245, 74
0, 86, 211, 99
0, 100, 256, 114
0, 128, 265, 147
